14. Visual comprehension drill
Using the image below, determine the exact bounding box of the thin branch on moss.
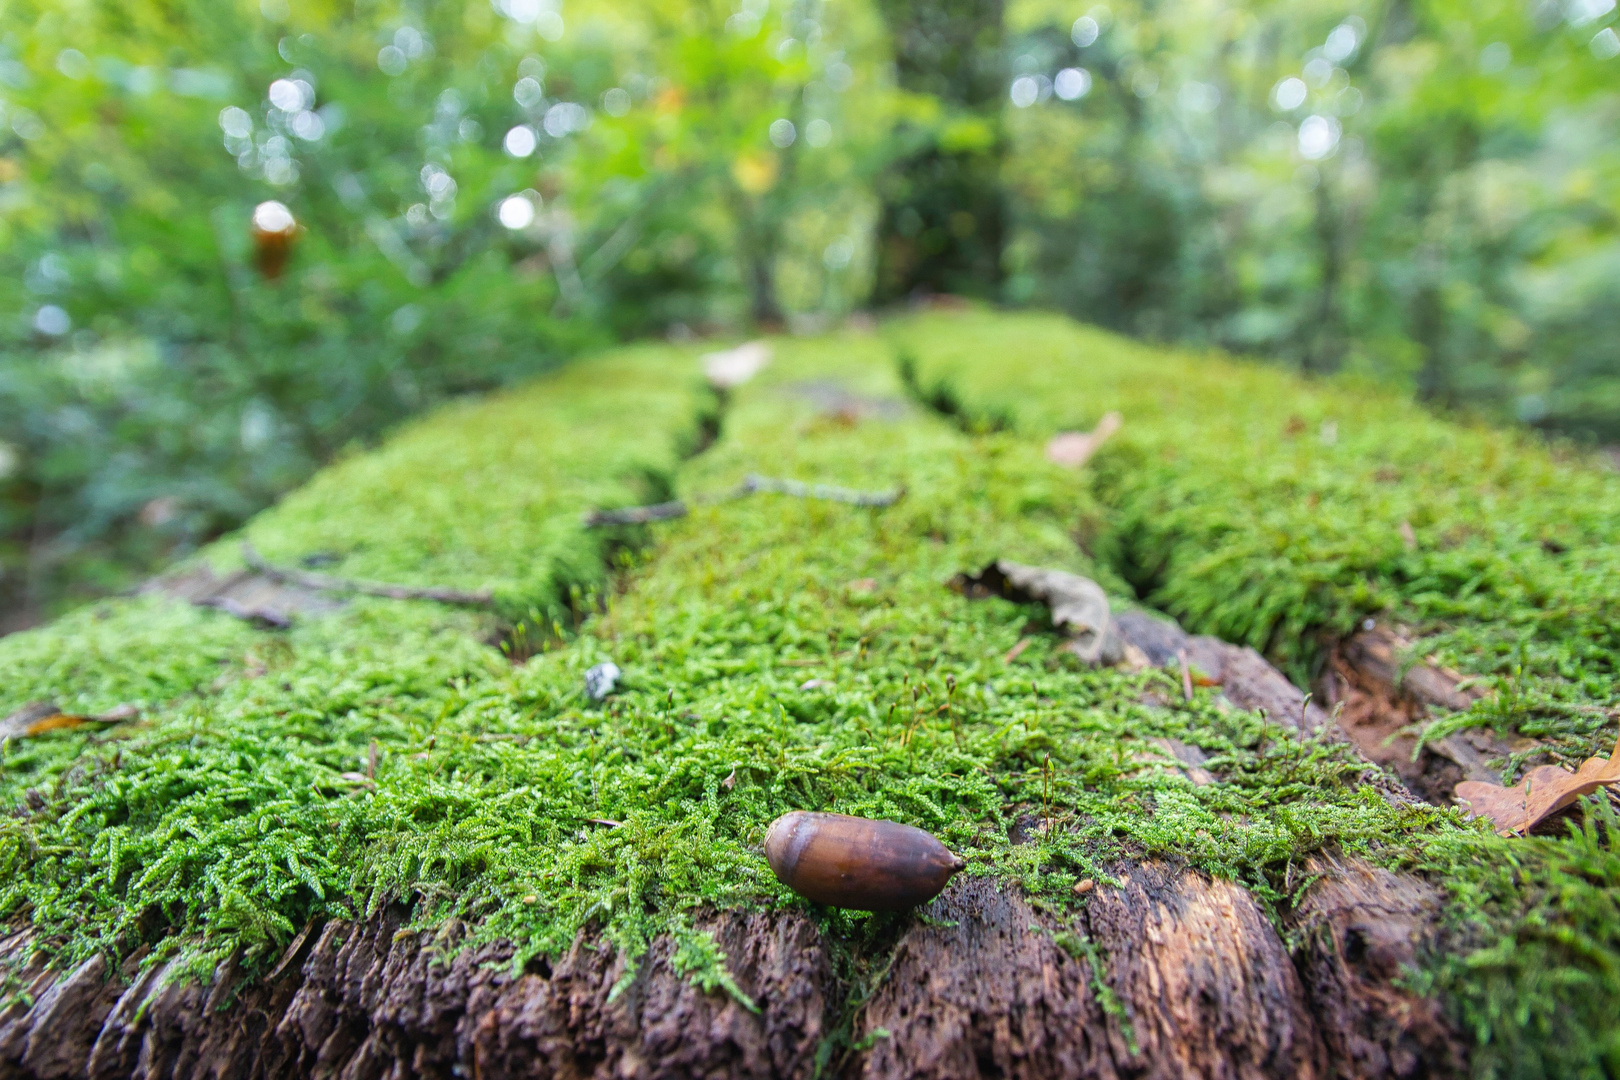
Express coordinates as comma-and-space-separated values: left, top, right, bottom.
584, 473, 903, 527
241, 542, 493, 606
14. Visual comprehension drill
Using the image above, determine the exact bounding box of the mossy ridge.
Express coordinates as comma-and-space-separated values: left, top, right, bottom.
891, 308, 1620, 1079
1, 327, 1424, 972
893, 308, 1620, 763
232, 342, 718, 625
0, 315, 1611, 1078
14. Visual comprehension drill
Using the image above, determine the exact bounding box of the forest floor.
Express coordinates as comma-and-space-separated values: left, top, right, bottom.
2, 309, 1619, 1079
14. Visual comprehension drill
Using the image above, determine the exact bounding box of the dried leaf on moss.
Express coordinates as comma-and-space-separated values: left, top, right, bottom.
1045, 411, 1122, 469
0, 700, 139, 739
1455, 738, 1620, 834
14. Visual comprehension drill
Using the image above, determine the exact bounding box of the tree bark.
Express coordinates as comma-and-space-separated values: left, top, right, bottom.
0, 858, 1462, 1080
870, 0, 1006, 304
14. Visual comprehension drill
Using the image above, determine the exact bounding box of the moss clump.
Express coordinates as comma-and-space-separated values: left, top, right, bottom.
892, 309, 1620, 763
0, 313, 1616, 1077
233, 343, 716, 625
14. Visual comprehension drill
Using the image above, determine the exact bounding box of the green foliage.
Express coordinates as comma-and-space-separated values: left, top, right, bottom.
4, 312, 1620, 1076
1000, 0, 1620, 437
0, 0, 890, 619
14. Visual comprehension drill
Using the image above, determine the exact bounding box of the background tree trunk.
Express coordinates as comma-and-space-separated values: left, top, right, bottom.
870, 0, 1007, 303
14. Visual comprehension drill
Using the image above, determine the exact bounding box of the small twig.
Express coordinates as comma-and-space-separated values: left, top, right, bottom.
584, 474, 903, 528
1179, 649, 1194, 702
241, 542, 493, 606
737, 473, 904, 507
584, 501, 690, 527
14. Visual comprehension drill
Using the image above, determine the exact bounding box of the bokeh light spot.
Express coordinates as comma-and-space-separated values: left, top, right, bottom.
498, 193, 538, 229
504, 125, 538, 156
1055, 67, 1092, 100
1272, 76, 1308, 111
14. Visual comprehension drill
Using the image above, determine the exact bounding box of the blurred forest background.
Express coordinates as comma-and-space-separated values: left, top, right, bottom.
0, 0, 1617, 628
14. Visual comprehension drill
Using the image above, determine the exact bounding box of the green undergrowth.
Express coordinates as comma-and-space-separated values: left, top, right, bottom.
0, 314, 1615, 1078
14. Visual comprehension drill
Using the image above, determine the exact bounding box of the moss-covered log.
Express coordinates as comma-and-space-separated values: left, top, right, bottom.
2, 312, 1618, 1078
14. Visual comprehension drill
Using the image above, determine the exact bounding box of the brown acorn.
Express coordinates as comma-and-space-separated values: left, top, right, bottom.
763, 811, 966, 911
250, 200, 301, 280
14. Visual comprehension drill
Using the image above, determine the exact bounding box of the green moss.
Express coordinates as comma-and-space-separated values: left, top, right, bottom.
232, 343, 715, 624
0, 314, 1617, 1078
892, 308, 1620, 763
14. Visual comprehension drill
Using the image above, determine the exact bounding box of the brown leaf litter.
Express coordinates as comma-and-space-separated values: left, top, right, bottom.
1455, 736, 1620, 834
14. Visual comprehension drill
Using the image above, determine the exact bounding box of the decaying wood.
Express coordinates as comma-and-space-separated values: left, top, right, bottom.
586, 474, 904, 528
139, 561, 346, 628
0, 859, 1461, 1080
860, 869, 1330, 1079
0, 905, 832, 1080
1287, 856, 1464, 1079
857, 860, 1454, 1080
1328, 624, 1538, 802
1111, 610, 1423, 807
137, 547, 491, 627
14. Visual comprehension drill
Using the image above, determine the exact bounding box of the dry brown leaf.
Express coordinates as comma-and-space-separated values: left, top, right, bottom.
0, 700, 140, 740
1002, 637, 1033, 664
1455, 737, 1620, 834
1045, 411, 1123, 469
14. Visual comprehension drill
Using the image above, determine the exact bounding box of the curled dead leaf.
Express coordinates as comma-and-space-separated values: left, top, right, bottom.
0, 701, 141, 740
1455, 737, 1620, 834
1045, 411, 1122, 469
955, 560, 1124, 666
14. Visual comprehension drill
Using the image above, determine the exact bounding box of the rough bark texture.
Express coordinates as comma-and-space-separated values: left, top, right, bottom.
855, 860, 1456, 1080
1325, 624, 1540, 803
1288, 857, 1465, 1079
139, 564, 343, 629
1085, 863, 1328, 1080
1113, 610, 1422, 808
0, 906, 831, 1080
854, 877, 1109, 1079
0, 859, 1462, 1080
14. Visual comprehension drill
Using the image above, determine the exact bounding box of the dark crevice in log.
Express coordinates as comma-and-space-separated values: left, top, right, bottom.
1323, 623, 1542, 804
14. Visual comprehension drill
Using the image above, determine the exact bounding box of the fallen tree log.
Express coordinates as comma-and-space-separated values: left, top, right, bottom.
0, 860, 1459, 1080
